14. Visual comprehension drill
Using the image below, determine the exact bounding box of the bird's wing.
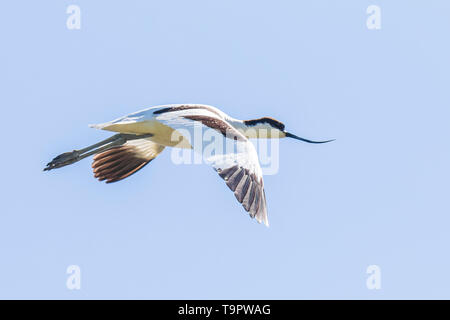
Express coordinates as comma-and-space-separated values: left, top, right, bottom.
92, 138, 164, 183
156, 106, 269, 226
207, 137, 269, 226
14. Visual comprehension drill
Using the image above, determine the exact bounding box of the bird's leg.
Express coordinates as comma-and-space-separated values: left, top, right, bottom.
44, 134, 125, 171
44, 133, 152, 171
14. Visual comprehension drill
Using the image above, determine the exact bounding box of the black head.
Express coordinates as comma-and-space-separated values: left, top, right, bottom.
244, 117, 286, 131
244, 116, 334, 143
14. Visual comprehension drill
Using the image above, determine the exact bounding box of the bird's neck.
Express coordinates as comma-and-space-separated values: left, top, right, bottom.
227, 118, 247, 131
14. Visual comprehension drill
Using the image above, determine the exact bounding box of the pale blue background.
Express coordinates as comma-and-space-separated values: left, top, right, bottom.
0, 0, 449, 299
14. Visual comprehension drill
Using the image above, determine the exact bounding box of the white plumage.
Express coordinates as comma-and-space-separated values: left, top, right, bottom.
45, 104, 333, 227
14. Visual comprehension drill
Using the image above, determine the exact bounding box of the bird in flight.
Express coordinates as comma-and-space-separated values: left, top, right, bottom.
44, 104, 333, 226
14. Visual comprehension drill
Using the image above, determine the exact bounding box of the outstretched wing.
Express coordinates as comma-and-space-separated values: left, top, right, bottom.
206, 135, 269, 227
92, 138, 164, 183
154, 105, 269, 226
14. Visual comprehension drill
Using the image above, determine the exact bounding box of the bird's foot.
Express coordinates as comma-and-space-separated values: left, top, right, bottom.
43, 150, 81, 171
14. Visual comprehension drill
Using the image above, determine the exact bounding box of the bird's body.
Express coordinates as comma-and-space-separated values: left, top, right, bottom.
45, 104, 333, 227
91, 104, 238, 148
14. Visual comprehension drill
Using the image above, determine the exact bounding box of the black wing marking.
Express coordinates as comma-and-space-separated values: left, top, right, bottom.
216, 165, 268, 225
